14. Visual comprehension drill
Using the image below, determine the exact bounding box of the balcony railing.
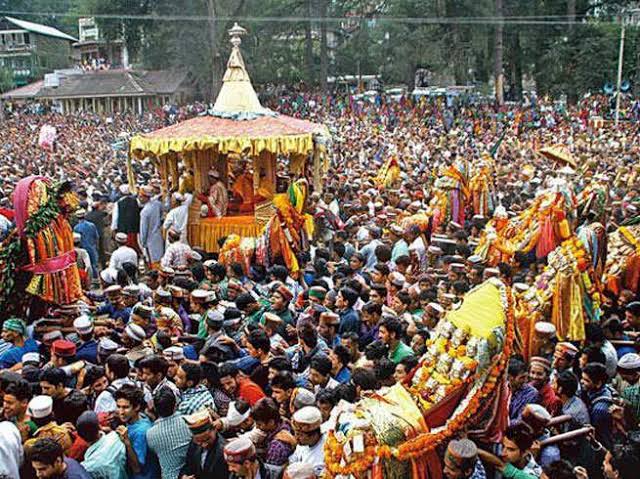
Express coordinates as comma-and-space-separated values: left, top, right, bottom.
0, 43, 35, 53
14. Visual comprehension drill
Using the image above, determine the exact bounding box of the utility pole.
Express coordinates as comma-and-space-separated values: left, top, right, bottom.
615, 15, 626, 126
494, 0, 504, 105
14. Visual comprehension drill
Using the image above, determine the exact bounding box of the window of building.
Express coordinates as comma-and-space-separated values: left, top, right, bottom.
24, 32, 30, 44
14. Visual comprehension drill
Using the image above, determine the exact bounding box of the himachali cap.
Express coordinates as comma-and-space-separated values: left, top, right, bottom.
139, 185, 154, 197
132, 303, 154, 320
104, 284, 122, 296
389, 272, 406, 288
203, 259, 216, 269
125, 323, 146, 343
285, 463, 315, 479
75, 208, 86, 218
427, 302, 445, 314
446, 439, 478, 468
123, 285, 140, 297
390, 224, 404, 235
450, 263, 466, 273
226, 401, 252, 427
427, 245, 443, 255
319, 312, 340, 327
618, 353, 640, 370
73, 232, 81, 242
224, 436, 257, 463
168, 285, 185, 297
262, 312, 283, 330
483, 268, 500, 278
308, 286, 327, 300
115, 232, 128, 244
163, 346, 185, 362
530, 356, 552, 372
535, 322, 556, 337
42, 330, 63, 344
159, 266, 175, 277
291, 406, 323, 432
467, 255, 484, 265
28, 395, 53, 419
2, 318, 27, 336
184, 409, 213, 435
98, 338, 119, 355
206, 310, 224, 328
154, 288, 172, 302
227, 279, 243, 291
22, 352, 40, 365
52, 339, 77, 358
555, 342, 579, 359
276, 284, 293, 302
73, 315, 94, 335
191, 289, 215, 303
291, 387, 316, 410
449, 222, 463, 230
513, 282, 530, 293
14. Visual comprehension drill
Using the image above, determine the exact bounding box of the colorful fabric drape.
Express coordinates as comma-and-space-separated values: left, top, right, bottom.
13, 176, 82, 305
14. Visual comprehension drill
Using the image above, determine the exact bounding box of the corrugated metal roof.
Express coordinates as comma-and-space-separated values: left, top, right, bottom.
37, 69, 189, 98
4, 16, 77, 42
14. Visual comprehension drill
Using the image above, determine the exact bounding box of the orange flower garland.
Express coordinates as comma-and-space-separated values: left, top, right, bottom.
324, 286, 516, 477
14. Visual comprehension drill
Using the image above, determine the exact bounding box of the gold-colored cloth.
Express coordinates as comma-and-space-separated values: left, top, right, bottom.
188, 216, 261, 253
551, 272, 586, 341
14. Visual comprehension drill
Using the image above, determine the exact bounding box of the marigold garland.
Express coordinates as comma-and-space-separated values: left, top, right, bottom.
324, 285, 515, 477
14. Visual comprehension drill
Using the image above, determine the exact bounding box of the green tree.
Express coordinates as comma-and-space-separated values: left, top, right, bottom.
0, 67, 14, 93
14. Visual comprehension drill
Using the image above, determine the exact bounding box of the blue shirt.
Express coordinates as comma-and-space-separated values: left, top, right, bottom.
335, 367, 351, 384
97, 303, 131, 324
74, 220, 99, 253
75, 339, 98, 364
0, 338, 39, 369
509, 384, 540, 423
585, 386, 614, 449
128, 417, 159, 479
338, 308, 360, 335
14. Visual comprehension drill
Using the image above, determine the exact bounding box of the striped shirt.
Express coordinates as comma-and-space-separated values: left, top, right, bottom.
177, 384, 215, 416
146, 413, 192, 479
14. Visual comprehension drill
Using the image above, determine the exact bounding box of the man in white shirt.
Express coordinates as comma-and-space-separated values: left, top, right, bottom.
288, 406, 326, 477
109, 232, 138, 271
162, 192, 192, 246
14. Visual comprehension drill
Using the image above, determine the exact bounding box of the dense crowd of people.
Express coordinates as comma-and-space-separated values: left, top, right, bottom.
0, 90, 639, 479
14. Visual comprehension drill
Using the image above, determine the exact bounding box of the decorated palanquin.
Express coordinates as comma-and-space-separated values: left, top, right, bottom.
324, 278, 514, 479
0, 176, 82, 316
218, 179, 313, 274
129, 24, 329, 253
374, 157, 401, 189
513, 237, 601, 359
468, 156, 496, 218
603, 224, 640, 296
429, 160, 470, 230
474, 183, 577, 266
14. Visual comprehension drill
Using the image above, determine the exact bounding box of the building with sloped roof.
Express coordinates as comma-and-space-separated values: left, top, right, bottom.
0, 16, 77, 87
35, 69, 193, 113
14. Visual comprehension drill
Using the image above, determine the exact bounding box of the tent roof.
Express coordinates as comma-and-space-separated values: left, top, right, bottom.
130, 114, 328, 157
130, 23, 328, 158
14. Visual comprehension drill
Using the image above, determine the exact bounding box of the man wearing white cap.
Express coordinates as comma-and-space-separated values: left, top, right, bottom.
111, 183, 141, 252
74, 315, 98, 364
109, 232, 138, 271
288, 406, 326, 476
162, 191, 192, 246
